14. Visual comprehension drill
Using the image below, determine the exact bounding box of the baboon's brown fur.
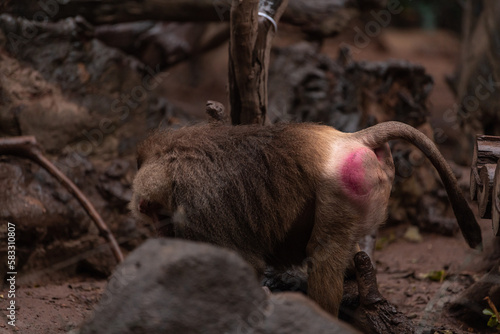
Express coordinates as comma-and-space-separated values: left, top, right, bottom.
130, 121, 482, 316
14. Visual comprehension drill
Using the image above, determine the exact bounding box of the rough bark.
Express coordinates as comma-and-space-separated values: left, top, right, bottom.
471, 135, 500, 198
470, 135, 500, 223
474, 135, 500, 166
228, 0, 259, 125
477, 164, 496, 219
228, 0, 288, 125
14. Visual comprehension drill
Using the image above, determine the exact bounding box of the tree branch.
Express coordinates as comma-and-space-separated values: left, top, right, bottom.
0, 136, 124, 264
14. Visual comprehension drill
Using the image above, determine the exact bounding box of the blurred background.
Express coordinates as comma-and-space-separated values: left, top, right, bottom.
0, 1, 498, 332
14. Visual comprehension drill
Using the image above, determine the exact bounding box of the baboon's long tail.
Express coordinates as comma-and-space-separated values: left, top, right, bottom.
354, 121, 482, 250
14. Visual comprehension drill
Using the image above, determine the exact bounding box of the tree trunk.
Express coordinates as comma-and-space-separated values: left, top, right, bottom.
228, 0, 288, 125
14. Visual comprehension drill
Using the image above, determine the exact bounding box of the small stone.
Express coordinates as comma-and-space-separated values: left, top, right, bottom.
403, 226, 423, 243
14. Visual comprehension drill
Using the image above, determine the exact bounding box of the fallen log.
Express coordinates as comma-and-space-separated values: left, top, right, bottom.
4, 0, 384, 36
95, 22, 229, 71
474, 135, 500, 166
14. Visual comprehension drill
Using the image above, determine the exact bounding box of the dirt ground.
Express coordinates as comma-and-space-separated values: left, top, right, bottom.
0, 27, 495, 333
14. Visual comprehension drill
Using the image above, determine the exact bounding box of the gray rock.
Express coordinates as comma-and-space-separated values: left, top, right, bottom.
80, 238, 359, 334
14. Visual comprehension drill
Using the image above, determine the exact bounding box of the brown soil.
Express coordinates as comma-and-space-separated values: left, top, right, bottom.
375, 217, 490, 333
1, 280, 105, 333
0, 27, 493, 333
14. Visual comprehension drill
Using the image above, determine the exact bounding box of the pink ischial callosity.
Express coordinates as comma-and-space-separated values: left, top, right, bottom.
340, 147, 377, 197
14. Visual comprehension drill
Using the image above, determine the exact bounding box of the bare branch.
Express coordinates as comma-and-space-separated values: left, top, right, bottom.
0, 136, 124, 264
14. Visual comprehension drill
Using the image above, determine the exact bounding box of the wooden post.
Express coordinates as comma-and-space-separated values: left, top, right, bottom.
478, 164, 496, 219
471, 135, 500, 200
470, 135, 500, 233
228, 0, 288, 125
474, 135, 500, 165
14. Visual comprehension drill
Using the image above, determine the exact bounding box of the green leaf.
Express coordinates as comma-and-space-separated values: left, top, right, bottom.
487, 316, 499, 328
426, 270, 446, 282
484, 308, 495, 316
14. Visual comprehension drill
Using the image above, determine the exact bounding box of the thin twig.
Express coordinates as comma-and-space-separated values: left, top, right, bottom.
485, 296, 500, 321
0, 136, 124, 263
